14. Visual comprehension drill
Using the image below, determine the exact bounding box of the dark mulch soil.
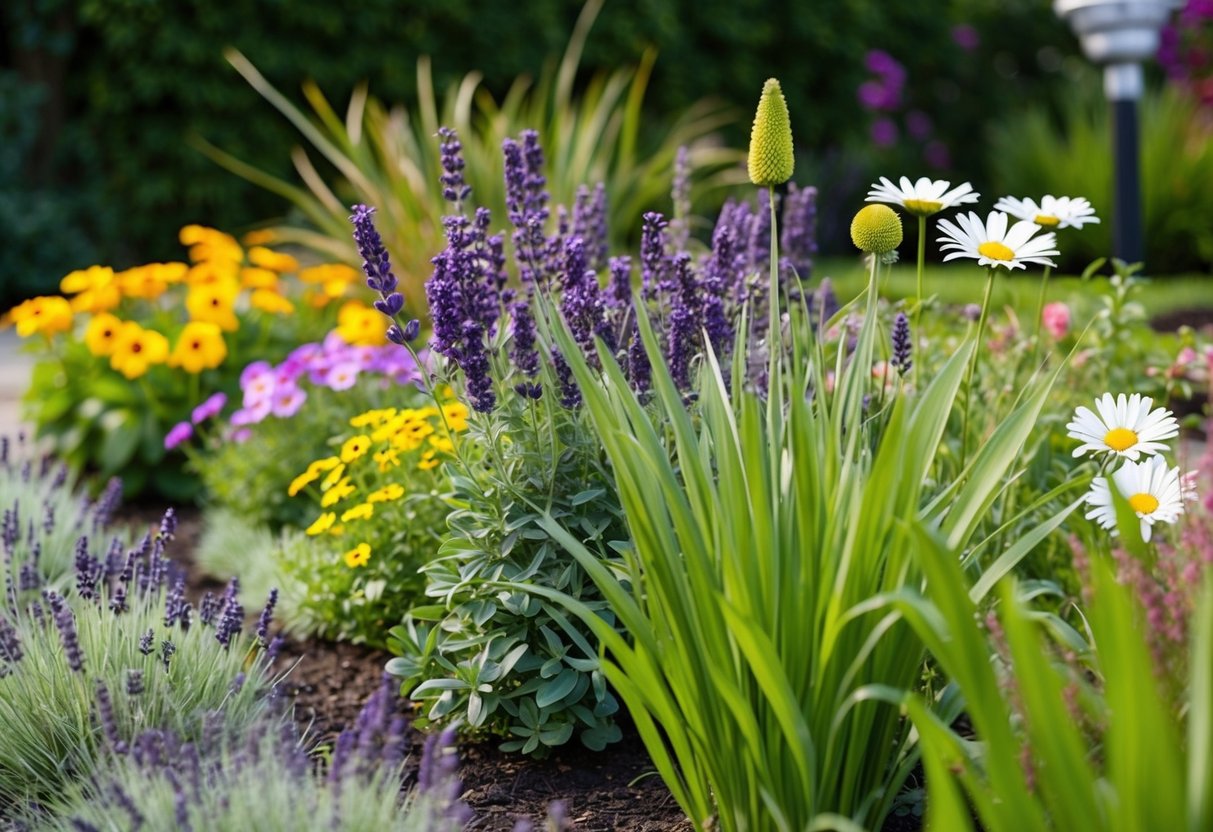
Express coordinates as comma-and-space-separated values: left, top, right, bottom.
1151, 306, 1213, 334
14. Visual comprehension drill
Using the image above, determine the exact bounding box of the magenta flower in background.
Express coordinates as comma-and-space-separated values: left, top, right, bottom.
232, 428, 252, 444
270, 385, 307, 418
325, 361, 361, 391
164, 422, 193, 451
951, 24, 980, 52
191, 392, 228, 425
871, 118, 900, 148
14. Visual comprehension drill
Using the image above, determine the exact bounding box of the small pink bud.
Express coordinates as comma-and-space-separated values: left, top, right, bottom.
1041, 301, 1070, 340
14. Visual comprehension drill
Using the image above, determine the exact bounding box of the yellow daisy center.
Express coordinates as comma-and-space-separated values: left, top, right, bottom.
903, 198, 943, 215
1033, 214, 1060, 227
977, 241, 1015, 261
1128, 492, 1159, 514
1103, 427, 1138, 452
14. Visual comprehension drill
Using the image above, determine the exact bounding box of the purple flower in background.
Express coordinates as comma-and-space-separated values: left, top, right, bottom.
865, 49, 906, 88
906, 110, 933, 140
669, 146, 692, 252
951, 23, 980, 52
640, 212, 672, 303
438, 127, 472, 205
924, 140, 951, 169
701, 227, 735, 355
164, 422, 193, 451
780, 183, 818, 282
858, 80, 895, 111
571, 183, 609, 272
510, 296, 540, 382
871, 117, 899, 148
666, 254, 702, 391
231, 428, 252, 444
269, 386, 306, 419
190, 393, 227, 425
241, 370, 276, 409
504, 131, 552, 287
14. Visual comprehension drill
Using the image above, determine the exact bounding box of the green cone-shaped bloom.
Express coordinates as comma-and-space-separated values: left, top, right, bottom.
748, 78, 794, 187
850, 204, 903, 254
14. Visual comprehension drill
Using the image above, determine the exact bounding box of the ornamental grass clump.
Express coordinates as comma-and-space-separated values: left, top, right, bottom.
44, 676, 470, 832
0, 507, 285, 814
519, 78, 1068, 829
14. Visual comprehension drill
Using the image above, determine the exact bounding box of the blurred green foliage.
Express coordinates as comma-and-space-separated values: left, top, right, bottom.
3, 0, 1093, 301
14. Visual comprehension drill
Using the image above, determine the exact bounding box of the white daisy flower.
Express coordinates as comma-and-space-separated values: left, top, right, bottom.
1084, 456, 1185, 542
993, 195, 1100, 230
1066, 393, 1179, 460
936, 211, 1059, 270
865, 176, 980, 217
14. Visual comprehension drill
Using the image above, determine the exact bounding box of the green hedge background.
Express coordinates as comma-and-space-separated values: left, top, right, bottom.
2, 0, 1093, 305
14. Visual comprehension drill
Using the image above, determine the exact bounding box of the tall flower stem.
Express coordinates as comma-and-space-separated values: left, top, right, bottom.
960, 267, 996, 471
1030, 264, 1053, 366
914, 214, 926, 389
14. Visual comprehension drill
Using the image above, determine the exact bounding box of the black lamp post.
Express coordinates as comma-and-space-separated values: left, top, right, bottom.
1054, 0, 1182, 265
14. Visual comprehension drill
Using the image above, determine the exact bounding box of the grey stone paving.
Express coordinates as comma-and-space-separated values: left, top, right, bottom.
0, 330, 33, 440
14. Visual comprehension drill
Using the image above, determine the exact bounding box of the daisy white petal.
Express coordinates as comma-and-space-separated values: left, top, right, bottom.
1085, 456, 1185, 541
935, 211, 1059, 271
994, 194, 1100, 229
1066, 392, 1179, 460
865, 176, 981, 217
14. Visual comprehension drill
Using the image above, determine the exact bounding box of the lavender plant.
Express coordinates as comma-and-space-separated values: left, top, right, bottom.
43, 677, 470, 832
362, 121, 822, 756
0, 507, 286, 813
0, 434, 126, 588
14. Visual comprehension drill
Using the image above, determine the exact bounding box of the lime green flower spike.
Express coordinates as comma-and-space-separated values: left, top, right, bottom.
748, 78, 794, 187
850, 204, 903, 254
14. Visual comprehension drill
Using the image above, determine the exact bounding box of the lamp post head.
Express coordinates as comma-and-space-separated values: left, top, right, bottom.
1054, 1, 1182, 64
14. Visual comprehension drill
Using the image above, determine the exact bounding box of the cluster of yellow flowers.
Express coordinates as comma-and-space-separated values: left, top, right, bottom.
6, 225, 363, 380
290, 400, 470, 569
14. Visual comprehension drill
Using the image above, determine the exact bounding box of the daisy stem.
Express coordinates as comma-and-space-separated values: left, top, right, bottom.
960, 267, 996, 472
1030, 264, 1052, 367
914, 214, 926, 389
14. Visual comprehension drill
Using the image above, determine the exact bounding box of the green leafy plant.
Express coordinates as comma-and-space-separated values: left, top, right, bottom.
203, 0, 745, 309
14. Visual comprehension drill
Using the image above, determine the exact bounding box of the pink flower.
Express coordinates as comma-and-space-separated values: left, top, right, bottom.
164, 421, 193, 451
270, 385, 307, 418
325, 361, 361, 391
232, 428, 252, 444
1041, 301, 1071, 339
870, 118, 899, 148
240, 360, 273, 387
191, 392, 227, 425
951, 24, 980, 52
242, 371, 276, 408
231, 398, 272, 427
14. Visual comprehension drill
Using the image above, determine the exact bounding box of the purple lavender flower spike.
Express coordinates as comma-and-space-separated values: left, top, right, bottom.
669, 146, 692, 251
781, 183, 818, 282
51, 594, 85, 672
438, 127, 472, 205
160, 639, 176, 671
95, 680, 128, 754
126, 669, 144, 696
0, 616, 22, 665
640, 212, 671, 303
93, 478, 123, 530
666, 254, 702, 391
892, 312, 912, 376
702, 226, 736, 355
559, 237, 607, 363
138, 628, 154, 656
571, 183, 609, 271
256, 588, 278, 645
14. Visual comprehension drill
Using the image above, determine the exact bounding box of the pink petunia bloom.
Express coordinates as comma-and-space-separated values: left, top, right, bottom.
240, 360, 273, 387
325, 361, 361, 391
270, 385, 307, 418
1041, 302, 1071, 339
242, 371, 276, 409
231, 428, 253, 444
191, 392, 228, 425
231, 398, 272, 427
164, 421, 193, 451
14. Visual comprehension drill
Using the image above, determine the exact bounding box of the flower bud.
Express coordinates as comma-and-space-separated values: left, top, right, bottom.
748, 79, 794, 187
850, 204, 902, 254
